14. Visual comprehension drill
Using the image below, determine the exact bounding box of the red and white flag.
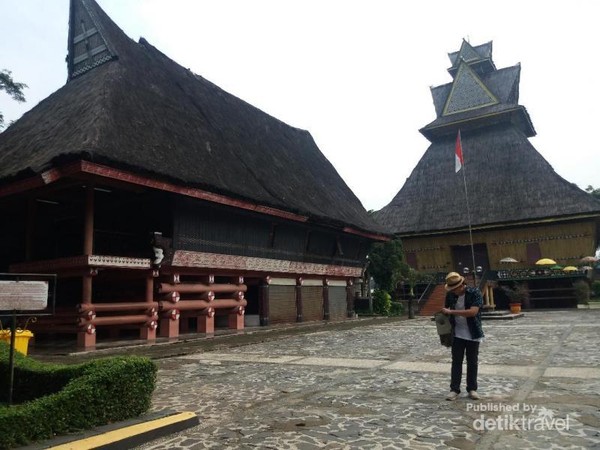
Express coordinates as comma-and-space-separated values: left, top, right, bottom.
455, 130, 464, 173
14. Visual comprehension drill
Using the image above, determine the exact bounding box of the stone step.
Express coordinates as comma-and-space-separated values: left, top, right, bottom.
481, 310, 524, 320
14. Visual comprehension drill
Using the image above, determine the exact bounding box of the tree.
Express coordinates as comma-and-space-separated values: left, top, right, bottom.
368, 238, 405, 292
586, 185, 600, 200
0, 69, 28, 130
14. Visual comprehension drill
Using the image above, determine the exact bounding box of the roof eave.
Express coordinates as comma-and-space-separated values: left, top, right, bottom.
419, 106, 536, 142
393, 212, 600, 238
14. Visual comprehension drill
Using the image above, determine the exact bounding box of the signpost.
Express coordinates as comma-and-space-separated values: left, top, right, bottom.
0, 274, 55, 405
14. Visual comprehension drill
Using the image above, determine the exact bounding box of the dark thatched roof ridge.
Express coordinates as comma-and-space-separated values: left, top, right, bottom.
377, 40, 600, 236
0, 0, 385, 235
374, 125, 600, 235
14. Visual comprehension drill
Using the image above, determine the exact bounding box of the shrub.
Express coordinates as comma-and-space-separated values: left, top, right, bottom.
0, 342, 156, 448
573, 280, 590, 305
591, 281, 600, 299
389, 301, 404, 316
0, 345, 77, 404
501, 282, 530, 308
373, 289, 392, 316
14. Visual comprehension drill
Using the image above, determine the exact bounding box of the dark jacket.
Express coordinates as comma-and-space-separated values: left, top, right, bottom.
445, 286, 485, 340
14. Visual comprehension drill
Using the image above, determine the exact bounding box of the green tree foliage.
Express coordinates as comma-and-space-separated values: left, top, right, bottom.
368, 238, 405, 292
0, 69, 28, 129
372, 289, 391, 315
586, 185, 600, 200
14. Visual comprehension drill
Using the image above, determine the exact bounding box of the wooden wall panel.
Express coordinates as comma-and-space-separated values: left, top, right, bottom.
269, 285, 296, 324
302, 286, 323, 322
402, 219, 597, 272
329, 286, 347, 321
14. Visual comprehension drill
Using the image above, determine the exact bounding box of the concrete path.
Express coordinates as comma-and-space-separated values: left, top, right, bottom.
133, 310, 600, 449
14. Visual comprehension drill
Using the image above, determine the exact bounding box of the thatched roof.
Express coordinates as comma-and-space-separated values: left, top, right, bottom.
0, 0, 384, 236
375, 41, 600, 235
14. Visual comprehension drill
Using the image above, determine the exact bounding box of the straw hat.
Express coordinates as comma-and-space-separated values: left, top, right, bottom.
444, 272, 465, 291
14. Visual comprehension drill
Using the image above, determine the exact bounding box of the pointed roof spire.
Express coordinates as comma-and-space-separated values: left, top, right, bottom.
67, 0, 119, 80
448, 40, 495, 78
420, 40, 533, 141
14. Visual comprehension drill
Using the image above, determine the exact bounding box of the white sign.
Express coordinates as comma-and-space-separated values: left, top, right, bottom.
0, 280, 48, 310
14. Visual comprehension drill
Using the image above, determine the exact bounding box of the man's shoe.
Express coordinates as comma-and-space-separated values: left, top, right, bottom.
446, 391, 459, 401
468, 390, 480, 400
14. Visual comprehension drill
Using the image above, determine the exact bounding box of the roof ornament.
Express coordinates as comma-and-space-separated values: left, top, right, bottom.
67, 0, 118, 80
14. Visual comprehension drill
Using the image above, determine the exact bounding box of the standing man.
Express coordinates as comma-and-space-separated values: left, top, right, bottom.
441, 271, 484, 401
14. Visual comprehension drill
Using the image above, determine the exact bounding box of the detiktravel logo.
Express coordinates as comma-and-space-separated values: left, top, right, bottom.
467, 402, 570, 431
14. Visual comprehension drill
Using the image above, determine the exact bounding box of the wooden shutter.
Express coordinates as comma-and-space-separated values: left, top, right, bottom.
302, 286, 323, 322
328, 286, 347, 321
269, 285, 296, 324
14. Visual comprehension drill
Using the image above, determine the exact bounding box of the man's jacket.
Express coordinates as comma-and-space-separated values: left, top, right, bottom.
444, 286, 485, 340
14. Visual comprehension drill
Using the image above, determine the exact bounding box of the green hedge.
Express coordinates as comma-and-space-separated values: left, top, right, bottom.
373, 289, 392, 316
0, 342, 157, 449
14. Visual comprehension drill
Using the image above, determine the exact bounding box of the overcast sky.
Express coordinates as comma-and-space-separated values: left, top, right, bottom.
1, 0, 599, 211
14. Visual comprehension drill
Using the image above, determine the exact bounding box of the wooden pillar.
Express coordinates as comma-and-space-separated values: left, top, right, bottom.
141, 273, 157, 340
82, 274, 93, 305
83, 185, 94, 255
79, 186, 97, 348
160, 305, 181, 338
228, 276, 245, 330
228, 309, 244, 330
160, 315, 180, 338
346, 279, 355, 318
259, 277, 270, 326
197, 275, 215, 334
25, 197, 36, 261
197, 308, 215, 334
323, 278, 330, 321
296, 277, 303, 322
78, 269, 96, 348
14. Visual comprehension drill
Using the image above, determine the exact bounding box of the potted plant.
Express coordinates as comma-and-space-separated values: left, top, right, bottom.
501, 282, 529, 314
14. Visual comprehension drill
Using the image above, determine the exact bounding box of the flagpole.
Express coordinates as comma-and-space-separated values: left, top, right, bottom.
456, 130, 478, 287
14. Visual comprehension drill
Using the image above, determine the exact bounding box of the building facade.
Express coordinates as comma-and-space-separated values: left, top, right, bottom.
0, 0, 387, 348
375, 40, 600, 309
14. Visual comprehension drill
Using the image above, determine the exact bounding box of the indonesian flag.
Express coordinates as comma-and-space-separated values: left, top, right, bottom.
455, 130, 464, 173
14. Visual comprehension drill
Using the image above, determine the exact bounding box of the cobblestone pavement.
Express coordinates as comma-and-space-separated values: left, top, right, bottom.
134, 311, 600, 449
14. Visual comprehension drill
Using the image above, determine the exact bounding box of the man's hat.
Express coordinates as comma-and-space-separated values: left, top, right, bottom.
444, 272, 465, 291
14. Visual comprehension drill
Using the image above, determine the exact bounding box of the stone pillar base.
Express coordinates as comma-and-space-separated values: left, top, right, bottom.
141, 326, 157, 341
228, 313, 244, 330
159, 318, 179, 338
77, 330, 96, 349
198, 315, 215, 334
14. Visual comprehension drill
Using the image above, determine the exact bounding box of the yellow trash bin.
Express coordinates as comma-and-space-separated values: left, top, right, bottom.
0, 329, 34, 355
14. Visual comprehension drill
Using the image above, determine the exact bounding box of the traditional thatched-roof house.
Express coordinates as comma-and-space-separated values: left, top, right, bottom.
375, 40, 600, 312
0, 0, 387, 348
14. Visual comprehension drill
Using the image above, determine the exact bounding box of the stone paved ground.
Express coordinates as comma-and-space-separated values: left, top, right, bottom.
122, 310, 600, 449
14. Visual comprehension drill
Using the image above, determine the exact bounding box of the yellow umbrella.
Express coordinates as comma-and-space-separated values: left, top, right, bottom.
562, 266, 578, 272
535, 258, 557, 266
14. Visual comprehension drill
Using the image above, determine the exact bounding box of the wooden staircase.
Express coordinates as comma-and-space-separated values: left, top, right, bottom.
418, 284, 447, 316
